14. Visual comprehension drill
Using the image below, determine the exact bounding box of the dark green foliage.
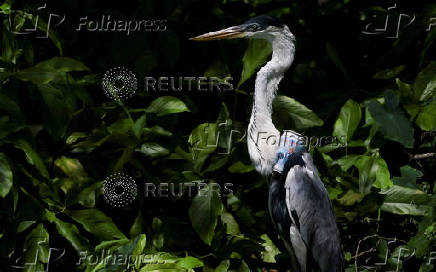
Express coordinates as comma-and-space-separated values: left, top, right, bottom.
0, 0, 435, 271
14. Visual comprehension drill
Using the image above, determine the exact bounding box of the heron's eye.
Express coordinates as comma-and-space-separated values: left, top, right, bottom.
247, 23, 260, 32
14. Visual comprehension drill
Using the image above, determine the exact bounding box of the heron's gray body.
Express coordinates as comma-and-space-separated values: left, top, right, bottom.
269, 150, 343, 272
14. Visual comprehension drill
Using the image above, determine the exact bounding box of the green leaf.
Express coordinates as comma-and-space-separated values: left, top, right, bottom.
232, 260, 250, 272
404, 104, 421, 119
272, 95, 323, 130
137, 142, 170, 158
1, 24, 19, 64
113, 146, 134, 172
15, 57, 89, 84
0, 153, 13, 198
68, 209, 127, 241
421, 25, 436, 65
408, 214, 434, 258
337, 154, 391, 194
0, 0, 13, 14
327, 186, 343, 200
380, 185, 434, 216
130, 233, 147, 256
175, 256, 204, 269
133, 114, 147, 139
421, 79, 436, 102
45, 211, 91, 252
366, 92, 414, 148
23, 223, 50, 267
396, 78, 415, 102
55, 156, 87, 181
11, 139, 49, 178
337, 190, 364, 206
333, 99, 361, 142
105, 234, 147, 271
151, 217, 164, 250
393, 166, 423, 189
66, 132, 87, 145
143, 125, 173, 138
146, 96, 190, 116
373, 65, 405, 79
138, 252, 203, 271
36, 57, 89, 72
17, 221, 36, 233
382, 186, 433, 205
202, 155, 229, 174
95, 239, 130, 253
54, 156, 91, 199
260, 234, 281, 263
416, 100, 436, 131
220, 211, 240, 235
227, 161, 254, 174
414, 61, 436, 102
77, 182, 100, 208
420, 264, 434, 272
216, 102, 230, 122
140, 263, 186, 271
335, 154, 361, 171
204, 60, 231, 80
188, 182, 224, 245
215, 260, 230, 272
354, 155, 392, 194
108, 118, 134, 137
372, 157, 391, 190
130, 211, 144, 238
0, 94, 25, 139
37, 84, 72, 139
188, 123, 217, 172
238, 39, 272, 87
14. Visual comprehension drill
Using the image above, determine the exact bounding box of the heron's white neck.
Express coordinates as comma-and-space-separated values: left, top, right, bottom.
248, 26, 295, 176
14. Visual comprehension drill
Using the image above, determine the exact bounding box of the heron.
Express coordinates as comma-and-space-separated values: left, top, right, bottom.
191, 15, 344, 272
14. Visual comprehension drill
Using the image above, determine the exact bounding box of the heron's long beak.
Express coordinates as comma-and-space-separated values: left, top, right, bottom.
190, 26, 246, 41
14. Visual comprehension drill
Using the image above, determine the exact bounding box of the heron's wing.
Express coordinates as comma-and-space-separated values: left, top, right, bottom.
284, 153, 343, 271
284, 164, 318, 272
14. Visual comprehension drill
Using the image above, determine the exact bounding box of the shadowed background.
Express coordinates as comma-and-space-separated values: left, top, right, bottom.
0, 0, 435, 271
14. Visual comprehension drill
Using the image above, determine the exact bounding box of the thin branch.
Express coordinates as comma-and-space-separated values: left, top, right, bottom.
404, 151, 436, 161
410, 153, 435, 160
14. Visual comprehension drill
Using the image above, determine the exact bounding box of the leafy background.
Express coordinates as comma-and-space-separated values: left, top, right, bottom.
0, 0, 435, 271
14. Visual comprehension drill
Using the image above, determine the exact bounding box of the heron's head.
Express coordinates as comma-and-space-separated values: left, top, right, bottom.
190, 15, 292, 42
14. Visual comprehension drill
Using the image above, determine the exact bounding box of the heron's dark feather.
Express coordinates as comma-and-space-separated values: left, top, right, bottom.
282, 152, 344, 272
243, 15, 284, 28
